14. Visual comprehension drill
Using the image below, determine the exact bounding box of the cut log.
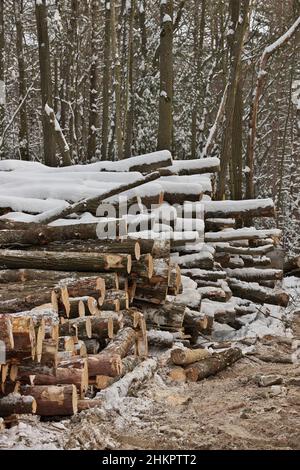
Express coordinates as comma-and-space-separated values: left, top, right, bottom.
181, 268, 226, 282
284, 256, 300, 274
141, 302, 186, 331
0, 270, 119, 289
183, 308, 213, 337
90, 312, 122, 340
185, 348, 243, 382
159, 182, 203, 205
228, 279, 289, 307
0, 316, 14, 350
174, 251, 214, 270
32, 367, 88, 398
226, 268, 283, 282
7, 317, 36, 362
83, 338, 100, 355
159, 157, 220, 176
38, 171, 161, 224
92, 356, 141, 390
214, 243, 274, 256
87, 353, 123, 377
171, 347, 210, 365
104, 327, 136, 358
59, 317, 92, 339
203, 199, 275, 219
205, 218, 236, 231
40, 339, 58, 368
205, 228, 281, 243
131, 254, 154, 279
197, 286, 231, 302
0, 393, 37, 417
99, 289, 129, 311
58, 336, 75, 353
21, 384, 78, 416
135, 239, 171, 258
0, 249, 132, 273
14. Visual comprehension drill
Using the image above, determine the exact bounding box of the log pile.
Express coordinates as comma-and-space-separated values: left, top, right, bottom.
0, 151, 290, 423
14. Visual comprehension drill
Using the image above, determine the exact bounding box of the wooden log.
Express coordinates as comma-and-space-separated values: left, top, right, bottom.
171, 347, 210, 365
183, 308, 213, 337
0, 270, 119, 289
0, 316, 14, 350
21, 384, 78, 416
83, 339, 100, 355
203, 199, 275, 219
159, 157, 220, 176
0, 284, 58, 313
197, 286, 231, 302
228, 279, 289, 307
159, 182, 203, 205
181, 268, 226, 282
141, 302, 186, 330
59, 277, 106, 304
205, 228, 281, 243
58, 336, 75, 353
0, 225, 139, 250
40, 339, 58, 368
87, 353, 123, 377
38, 171, 161, 224
90, 312, 122, 340
284, 256, 300, 274
59, 317, 92, 339
99, 289, 129, 311
7, 317, 36, 362
214, 243, 274, 256
134, 283, 168, 305
136, 239, 171, 258
74, 340, 87, 358
205, 218, 236, 231
93, 356, 141, 390
0, 250, 132, 274
239, 255, 271, 267
174, 251, 214, 270
32, 367, 88, 398
0, 393, 37, 417
131, 254, 154, 279
185, 348, 243, 382
104, 327, 136, 358
226, 268, 283, 282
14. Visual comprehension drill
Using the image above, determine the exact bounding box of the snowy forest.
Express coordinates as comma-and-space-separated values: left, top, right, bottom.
0, 0, 299, 253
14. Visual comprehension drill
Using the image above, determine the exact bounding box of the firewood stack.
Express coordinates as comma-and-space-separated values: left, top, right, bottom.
0, 150, 290, 421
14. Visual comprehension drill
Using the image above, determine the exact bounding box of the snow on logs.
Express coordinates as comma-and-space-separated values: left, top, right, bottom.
203, 199, 275, 219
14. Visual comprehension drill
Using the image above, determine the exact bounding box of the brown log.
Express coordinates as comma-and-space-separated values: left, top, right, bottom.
58, 336, 75, 353
228, 279, 289, 307
90, 312, 122, 340
0, 315, 14, 350
185, 348, 243, 382
181, 268, 226, 283
183, 308, 213, 338
141, 301, 186, 331
203, 199, 275, 219
7, 317, 36, 362
284, 255, 300, 274
131, 254, 154, 279
59, 317, 92, 339
160, 182, 203, 205
99, 289, 129, 311
136, 239, 171, 258
77, 397, 104, 412
32, 367, 88, 398
171, 347, 210, 365
134, 283, 168, 305
104, 327, 136, 358
0, 393, 37, 417
93, 356, 141, 390
87, 353, 123, 377
205, 218, 236, 231
83, 338, 101, 354
175, 252, 214, 270
21, 384, 78, 416
197, 286, 231, 302
214, 244, 274, 256
159, 157, 220, 176
0, 249, 132, 273
0, 283, 58, 313
0, 270, 119, 289
74, 340, 87, 357
40, 338, 58, 368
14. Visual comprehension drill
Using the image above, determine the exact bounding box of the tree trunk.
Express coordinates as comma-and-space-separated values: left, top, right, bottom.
157, 0, 173, 151
101, 1, 112, 160
35, 0, 56, 166
186, 348, 242, 382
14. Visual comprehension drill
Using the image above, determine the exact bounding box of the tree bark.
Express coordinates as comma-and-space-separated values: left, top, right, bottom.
186, 348, 242, 382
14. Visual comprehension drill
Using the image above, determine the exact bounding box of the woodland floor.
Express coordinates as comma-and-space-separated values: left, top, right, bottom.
1, 314, 299, 451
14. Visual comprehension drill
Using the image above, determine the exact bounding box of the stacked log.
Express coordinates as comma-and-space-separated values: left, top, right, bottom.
0, 150, 290, 423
